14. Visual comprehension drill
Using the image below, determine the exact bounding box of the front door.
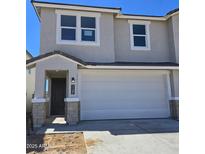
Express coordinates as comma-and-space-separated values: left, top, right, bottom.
51, 78, 66, 115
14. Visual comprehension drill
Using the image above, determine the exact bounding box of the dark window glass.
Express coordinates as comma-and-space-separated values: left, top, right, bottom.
61, 28, 76, 40
81, 17, 96, 28
134, 36, 146, 47
81, 29, 95, 41
71, 84, 75, 95
61, 15, 76, 27
133, 25, 146, 35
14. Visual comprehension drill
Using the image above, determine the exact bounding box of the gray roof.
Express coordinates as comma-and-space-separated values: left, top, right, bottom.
26, 51, 179, 67
32, 0, 121, 10
26, 50, 33, 58
32, 1, 178, 18
166, 8, 179, 15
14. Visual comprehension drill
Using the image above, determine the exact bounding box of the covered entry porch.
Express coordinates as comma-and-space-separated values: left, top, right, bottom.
29, 52, 82, 128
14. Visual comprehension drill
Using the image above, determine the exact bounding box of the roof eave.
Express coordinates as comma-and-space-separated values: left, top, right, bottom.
165, 11, 179, 20
115, 8, 179, 21
32, 1, 121, 19
115, 14, 166, 21
26, 51, 179, 70
26, 50, 33, 58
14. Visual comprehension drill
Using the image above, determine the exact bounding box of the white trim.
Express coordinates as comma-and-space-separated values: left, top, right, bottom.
116, 14, 166, 21
64, 98, 80, 102
128, 20, 151, 26
78, 70, 82, 105
86, 65, 179, 70
56, 10, 100, 46
115, 11, 179, 21
26, 54, 85, 67
166, 12, 179, 20
32, 98, 48, 103
128, 20, 151, 51
33, 2, 121, 13
33, 2, 177, 21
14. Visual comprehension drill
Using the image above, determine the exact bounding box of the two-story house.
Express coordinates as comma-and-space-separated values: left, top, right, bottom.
27, 1, 179, 128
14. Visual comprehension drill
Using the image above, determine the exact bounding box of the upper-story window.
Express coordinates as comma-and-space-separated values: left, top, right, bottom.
128, 20, 151, 51
61, 15, 76, 40
81, 17, 96, 41
56, 10, 100, 46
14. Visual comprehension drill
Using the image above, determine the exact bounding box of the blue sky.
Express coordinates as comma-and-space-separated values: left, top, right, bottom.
26, 0, 179, 57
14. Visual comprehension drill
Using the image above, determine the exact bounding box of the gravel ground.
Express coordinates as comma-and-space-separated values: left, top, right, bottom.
26, 133, 87, 154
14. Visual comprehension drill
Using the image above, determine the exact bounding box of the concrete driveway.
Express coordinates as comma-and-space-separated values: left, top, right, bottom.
84, 119, 178, 154
37, 118, 179, 154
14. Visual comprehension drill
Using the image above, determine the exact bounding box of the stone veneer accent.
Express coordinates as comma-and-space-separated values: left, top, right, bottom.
65, 101, 80, 125
169, 100, 179, 120
32, 102, 47, 128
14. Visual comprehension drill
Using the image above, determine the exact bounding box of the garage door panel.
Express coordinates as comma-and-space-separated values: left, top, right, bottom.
82, 109, 169, 120
80, 70, 170, 120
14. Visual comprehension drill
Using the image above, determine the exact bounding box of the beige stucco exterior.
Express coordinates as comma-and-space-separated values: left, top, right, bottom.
172, 14, 179, 63
167, 14, 179, 63
34, 55, 78, 98
167, 13, 179, 98
114, 19, 170, 62
26, 52, 35, 112
39, 7, 179, 63
40, 8, 115, 62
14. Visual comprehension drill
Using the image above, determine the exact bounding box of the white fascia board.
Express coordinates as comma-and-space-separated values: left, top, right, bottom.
33, 2, 120, 13
116, 14, 166, 21
116, 11, 179, 21
86, 65, 179, 70
165, 12, 179, 20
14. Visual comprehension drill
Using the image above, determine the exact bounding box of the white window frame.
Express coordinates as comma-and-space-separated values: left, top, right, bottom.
81, 18, 96, 42
128, 20, 151, 51
56, 10, 101, 46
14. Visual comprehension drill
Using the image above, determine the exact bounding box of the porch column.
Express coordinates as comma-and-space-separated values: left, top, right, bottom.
169, 98, 179, 120
32, 99, 48, 128
169, 70, 179, 120
32, 66, 47, 128
65, 98, 80, 125
34, 66, 45, 98
64, 66, 80, 125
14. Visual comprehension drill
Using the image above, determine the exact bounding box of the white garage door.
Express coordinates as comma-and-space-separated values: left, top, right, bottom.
80, 70, 170, 120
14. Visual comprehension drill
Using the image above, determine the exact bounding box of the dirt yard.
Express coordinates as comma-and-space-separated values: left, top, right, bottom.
26, 133, 87, 154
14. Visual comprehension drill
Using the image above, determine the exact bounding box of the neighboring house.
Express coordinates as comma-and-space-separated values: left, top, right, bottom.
26, 50, 35, 113
27, 1, 179, 128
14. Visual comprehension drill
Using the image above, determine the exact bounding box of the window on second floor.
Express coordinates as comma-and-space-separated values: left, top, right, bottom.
128, 20, 151, 51
61, 15, 76, 41
56, 10, 100, 46
81, 17, 96, 41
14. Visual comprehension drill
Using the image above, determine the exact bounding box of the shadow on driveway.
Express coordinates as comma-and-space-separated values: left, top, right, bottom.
36, 118, 179, 135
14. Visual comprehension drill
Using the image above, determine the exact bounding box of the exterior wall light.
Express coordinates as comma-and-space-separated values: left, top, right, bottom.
71, 77, 75, 83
